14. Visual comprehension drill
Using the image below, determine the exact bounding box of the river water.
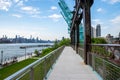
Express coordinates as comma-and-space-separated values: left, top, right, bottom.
0, 43, 53, 63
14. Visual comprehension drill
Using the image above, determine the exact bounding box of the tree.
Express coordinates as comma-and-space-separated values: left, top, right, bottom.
59, 38, 70, 46
34, 49, 39, 56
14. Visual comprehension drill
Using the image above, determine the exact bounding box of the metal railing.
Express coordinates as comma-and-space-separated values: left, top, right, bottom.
78, 44, 120, 80
91, 44, 120, 58
87, 53, 120, 80
5, 46, 64, 80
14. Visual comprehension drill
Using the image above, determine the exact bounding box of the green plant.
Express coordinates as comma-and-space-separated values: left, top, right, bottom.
92, 38, 107, 44
0, 59, 37, 80
59, 38, 70, 46
34, 49, 39, 56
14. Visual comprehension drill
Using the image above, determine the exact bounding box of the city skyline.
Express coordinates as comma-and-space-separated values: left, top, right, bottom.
0, 34, 54, 43
0, 0, 120, 40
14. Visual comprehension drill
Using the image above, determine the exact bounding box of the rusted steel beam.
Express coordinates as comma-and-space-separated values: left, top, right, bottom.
75, 24, 79, 53
70, 0, 81, 32
82, 0, 93, 64
70, 0, 94, 64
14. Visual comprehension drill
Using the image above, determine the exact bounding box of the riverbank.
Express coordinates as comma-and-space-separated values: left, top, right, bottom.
0, 43, 52, 63
0, 58, 37, 79
0, 52, 39, 69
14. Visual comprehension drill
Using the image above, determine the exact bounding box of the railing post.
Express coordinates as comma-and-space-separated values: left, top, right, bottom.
44, 58, 47, 80
30, 67, 34, 80
103, 59, 106, 80
87, 52, 89, 65
50, 54, 53, 69
92, 53, 95, 71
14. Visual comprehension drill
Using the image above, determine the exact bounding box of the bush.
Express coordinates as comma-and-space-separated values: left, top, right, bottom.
59, 38, 70, 46
34, 49, 39, 56
39, 38, 70, 57
92, 38, 107, 44
40, 48, 54, 57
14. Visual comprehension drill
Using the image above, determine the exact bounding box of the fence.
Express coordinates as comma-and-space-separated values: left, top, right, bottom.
5, 46, 64, 80
78, 44, 120, 80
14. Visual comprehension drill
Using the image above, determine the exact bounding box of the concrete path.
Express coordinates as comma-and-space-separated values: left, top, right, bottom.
47, 46, 101, 80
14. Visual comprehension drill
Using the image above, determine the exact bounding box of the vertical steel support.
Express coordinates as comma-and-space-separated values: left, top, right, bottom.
72, 28, 75, 50
75, 25, 77, 51
77, 24, 79, 54
75, 24, 79, 53
83, 6, 91, 64
71, 31, 74, 47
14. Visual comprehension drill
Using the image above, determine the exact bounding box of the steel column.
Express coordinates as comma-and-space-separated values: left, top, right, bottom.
75, 24, 79, 53
83, 5, 91, 64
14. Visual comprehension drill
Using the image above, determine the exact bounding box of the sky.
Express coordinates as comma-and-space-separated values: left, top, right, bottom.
91, 0, 120, 37
0, 0, 73, 40
0, 0, 120, 40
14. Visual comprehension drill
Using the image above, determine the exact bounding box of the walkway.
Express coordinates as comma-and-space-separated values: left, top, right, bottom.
47, 46, 101, 80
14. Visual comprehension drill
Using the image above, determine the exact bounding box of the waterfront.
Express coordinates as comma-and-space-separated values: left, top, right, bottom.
0, 43, 53, 63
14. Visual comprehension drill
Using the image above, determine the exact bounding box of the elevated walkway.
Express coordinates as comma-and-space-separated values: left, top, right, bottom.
48, 46, 101, 80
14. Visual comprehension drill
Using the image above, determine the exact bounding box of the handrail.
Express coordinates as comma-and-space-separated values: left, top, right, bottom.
91, 44, 120, 47
5, 46, 63, 80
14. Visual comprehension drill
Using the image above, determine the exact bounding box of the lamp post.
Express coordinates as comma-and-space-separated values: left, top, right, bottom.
25, 48, 26, 59
1, 50, 3, 65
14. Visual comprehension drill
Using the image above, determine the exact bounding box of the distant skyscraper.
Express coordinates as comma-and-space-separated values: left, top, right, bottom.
119, 32, 120, 40
91, 26, 96, 38
96, 24, 101, 37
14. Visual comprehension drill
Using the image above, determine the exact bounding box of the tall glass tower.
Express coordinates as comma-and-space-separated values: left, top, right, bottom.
96, 24, 101, 37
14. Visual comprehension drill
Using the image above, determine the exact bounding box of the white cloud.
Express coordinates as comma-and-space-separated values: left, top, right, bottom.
48, 14, 62, 21
110, 15, 120, 24
48, 14, 62, 19
102, 0, 120, 4
97, 8, 104, 12
14, 0, 29, 6
12, 14, 22, 18
102, 15, 120, 37
20, 6, 40, 15
0, 0, 29, 11
0, 0, 11, 11
31, 15, 47, 18
51, 6, 57, 10
16, 1, 24, 6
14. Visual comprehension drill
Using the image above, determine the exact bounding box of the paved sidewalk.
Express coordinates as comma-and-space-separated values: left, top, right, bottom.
47, 46, 101, 80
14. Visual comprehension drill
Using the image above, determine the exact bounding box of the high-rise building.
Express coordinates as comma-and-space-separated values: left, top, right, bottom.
91, 26, 96, 38
118, 32, 120, 40
96, 24, 101, 37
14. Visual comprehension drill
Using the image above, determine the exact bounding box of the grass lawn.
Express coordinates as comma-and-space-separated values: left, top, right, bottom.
0, 58, 37, 80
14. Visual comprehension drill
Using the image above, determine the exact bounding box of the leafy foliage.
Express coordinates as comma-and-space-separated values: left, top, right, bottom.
34, 49, 39, 56
59, 38, 70, 46
92, 38, 107, 44
0, 59, 36, 79
40, 38, 70, 57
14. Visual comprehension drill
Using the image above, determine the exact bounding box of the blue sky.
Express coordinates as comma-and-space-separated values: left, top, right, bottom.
0, 0, 72, 40
0, 0, 120, 40
91, 0, 120, 37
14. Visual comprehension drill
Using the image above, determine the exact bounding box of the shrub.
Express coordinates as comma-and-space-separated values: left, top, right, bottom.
92, 38, 107, 44
34, 49, 39, 56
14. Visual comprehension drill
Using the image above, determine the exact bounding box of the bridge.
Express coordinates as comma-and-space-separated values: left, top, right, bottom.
5, 0, 120, 80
